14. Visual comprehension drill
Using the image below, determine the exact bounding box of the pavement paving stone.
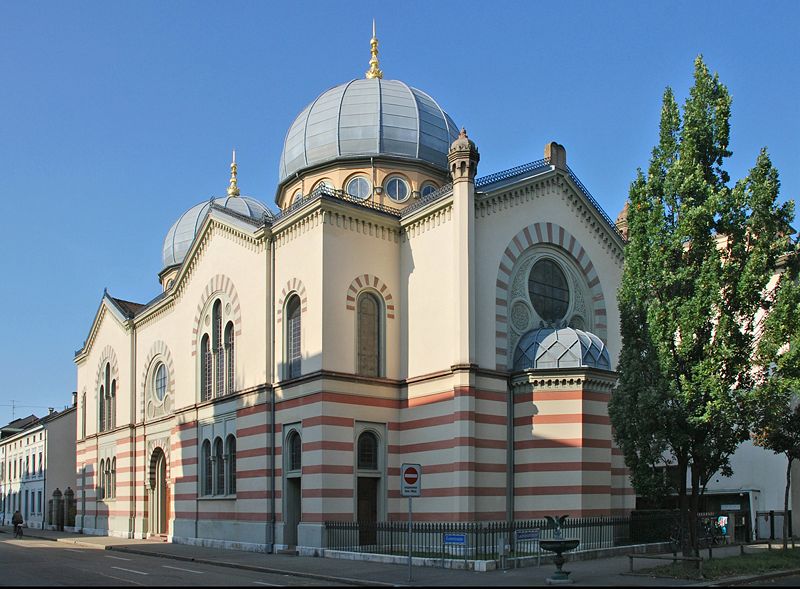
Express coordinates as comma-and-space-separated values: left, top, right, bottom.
1, 526, 795, 586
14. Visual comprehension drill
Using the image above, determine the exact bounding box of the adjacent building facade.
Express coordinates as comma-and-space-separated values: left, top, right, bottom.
1, 404, 77, 529
74, 33, 633, 552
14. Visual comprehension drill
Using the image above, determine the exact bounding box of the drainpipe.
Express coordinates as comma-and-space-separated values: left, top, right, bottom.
506, 373, 515, 532
269, 233, 276, 553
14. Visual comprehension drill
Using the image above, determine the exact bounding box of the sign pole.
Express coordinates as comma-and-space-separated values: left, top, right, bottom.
408, 496, 413, 582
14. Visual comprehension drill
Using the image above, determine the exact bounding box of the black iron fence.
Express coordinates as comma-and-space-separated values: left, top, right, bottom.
325, 511, 692, 560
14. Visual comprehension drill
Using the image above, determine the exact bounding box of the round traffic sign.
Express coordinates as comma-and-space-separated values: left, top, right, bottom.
403, 467, 419, 485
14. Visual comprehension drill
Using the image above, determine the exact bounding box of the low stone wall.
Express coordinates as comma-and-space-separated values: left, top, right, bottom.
321, 541, 673, 572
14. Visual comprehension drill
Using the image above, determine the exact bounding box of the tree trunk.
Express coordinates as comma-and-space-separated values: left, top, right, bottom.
678, 456, 690, 556
784, 457, 793, 550
690, 461, 701, 557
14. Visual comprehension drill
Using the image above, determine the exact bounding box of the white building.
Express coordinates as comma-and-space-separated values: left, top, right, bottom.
1, 404, 78, 529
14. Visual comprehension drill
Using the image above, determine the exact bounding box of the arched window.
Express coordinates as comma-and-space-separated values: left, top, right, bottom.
104, 363, 111, 431
357, 292, 381, 377
201, 335, 212, 401
286, 295, 302, 379
214, 437, 224, 495
357, 431, 379, 470
287, 431, 302, 472
225, 322, 235, 394
420, 182, 438, 198
226, 435, 236, 495
213, 300, 224, 397
98, 459, 105, 499
81, 393, 86, 438
110, 379, 116, 429
99, 385, 105, 432
111, 457, 116, 499
202, 440, 212, 496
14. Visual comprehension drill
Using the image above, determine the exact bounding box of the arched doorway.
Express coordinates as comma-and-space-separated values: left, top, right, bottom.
148, 448, 168, 536
284, 430, 302, 547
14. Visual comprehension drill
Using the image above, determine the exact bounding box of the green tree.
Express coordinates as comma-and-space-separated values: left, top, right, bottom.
753, 247, 800, 549
609, 56, 795, 554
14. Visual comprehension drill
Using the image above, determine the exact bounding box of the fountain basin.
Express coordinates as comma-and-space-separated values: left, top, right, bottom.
540, 538, 580, 584
540, 539, 580, 553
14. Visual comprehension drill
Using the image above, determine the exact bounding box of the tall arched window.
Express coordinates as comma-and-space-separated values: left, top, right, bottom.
286, 295, 302, 379
99, 385, 106, 432
110, 379, 116, 429
213, 301, 224, 397
225, 322, 234, 394
357, 431, 379, 470
226, 435, 236, 495
287, 431, 302, 472
357, 292, 381, 377
98, 459, 105, 499
202, 440, 212, 496
201, 335, 212, 401
81, 393, 86, 438
110, 457, 116, 499
214, 437, 224, 495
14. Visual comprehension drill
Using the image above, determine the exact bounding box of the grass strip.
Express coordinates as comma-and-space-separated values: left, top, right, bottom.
643, 547, 800, 580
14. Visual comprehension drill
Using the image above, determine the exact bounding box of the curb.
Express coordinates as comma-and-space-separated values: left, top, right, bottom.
107, 545, 400, 587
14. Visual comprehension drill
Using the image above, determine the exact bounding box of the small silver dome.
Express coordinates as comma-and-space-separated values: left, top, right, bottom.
162, 196, 270, 269
513, 327, 611, 371
279, 78, 459, 183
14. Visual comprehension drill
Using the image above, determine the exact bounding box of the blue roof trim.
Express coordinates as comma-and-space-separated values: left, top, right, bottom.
476, 159, 624, 241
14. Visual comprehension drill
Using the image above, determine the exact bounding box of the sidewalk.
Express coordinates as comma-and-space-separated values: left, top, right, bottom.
0, 525, 793, 586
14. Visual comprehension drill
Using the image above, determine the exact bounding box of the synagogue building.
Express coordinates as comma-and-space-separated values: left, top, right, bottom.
74, 30, 631, 551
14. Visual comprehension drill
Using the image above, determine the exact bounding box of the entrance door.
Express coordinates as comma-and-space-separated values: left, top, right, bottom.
150, 449, 167, 536
357, 477, 378, 546
285, 478, 301, 546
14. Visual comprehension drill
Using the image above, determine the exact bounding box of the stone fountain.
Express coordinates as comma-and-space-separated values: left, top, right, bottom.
540, 515, 580, 584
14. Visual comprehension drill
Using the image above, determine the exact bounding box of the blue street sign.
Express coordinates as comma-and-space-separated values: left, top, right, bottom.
516, 528, 541, 541
443, 533, 467, 545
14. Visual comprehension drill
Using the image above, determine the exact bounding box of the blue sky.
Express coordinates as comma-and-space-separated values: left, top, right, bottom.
0, 1, 797, 424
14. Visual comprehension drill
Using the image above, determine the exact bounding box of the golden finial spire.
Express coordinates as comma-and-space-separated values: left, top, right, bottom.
365, 19, 383, 79
227, 149, 240, 197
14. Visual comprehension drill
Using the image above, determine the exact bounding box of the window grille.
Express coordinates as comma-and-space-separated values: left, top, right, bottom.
111, 457, 116, 499
286, 296, 302, 378
110, 379, 116, 429
202, 440, 212, 495
201, 335, 212, 401
357, 431, 379, 470
225, 322, 235, 395
287, 432, 302, 472
357, 293, 380, 377
528, 259, 570, 322
226, 435, 236, 494
214, 438, 225, 494
213, 301, 224, 396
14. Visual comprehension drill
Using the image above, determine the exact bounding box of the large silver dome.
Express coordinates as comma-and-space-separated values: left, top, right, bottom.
278, 78, 459, 182
162, 196, 270, 269
513, 327, 611, 372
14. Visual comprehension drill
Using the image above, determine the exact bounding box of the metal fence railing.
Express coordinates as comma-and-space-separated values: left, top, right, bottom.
324, 511, 693, 561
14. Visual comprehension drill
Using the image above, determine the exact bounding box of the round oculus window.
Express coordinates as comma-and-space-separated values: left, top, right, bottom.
153, 363, 167, 402
420, 183, 437, 197
346, 177, 371, 200
385, 176, 409, 202
528, 259, 570, 322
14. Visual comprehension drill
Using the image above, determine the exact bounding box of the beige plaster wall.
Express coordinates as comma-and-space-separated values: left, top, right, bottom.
474, 172, 624, 370
320, 205, 402, 377
400, 200, 457, 377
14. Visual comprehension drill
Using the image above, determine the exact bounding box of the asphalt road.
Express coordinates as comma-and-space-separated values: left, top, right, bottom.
0, 537, 351, 586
